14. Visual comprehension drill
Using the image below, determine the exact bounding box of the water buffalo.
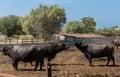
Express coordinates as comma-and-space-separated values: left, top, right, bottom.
112, 39, 120, 49
75, 42, 115, 66
2, 43, 69, 71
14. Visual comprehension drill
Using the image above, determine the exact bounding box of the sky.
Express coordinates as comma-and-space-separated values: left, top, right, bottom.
0, 0, 120, 29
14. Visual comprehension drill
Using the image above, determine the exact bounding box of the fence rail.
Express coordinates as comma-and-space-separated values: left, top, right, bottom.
0, 36, 59, 44
0, 35, 120, 45
71, 37, 120, 45
75, 37, 114, 44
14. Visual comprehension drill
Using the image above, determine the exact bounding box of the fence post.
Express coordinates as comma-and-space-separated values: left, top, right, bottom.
5, 37, 7, 44
46, 62, 52, 77
22, 38, 23, 44
9, 38, 11, 45
31, 38, 33, 44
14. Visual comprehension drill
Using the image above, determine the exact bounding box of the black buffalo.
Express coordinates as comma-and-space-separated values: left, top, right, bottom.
75, 42, 115, 66
112, 39, 120, 49
2, 43, 69, 71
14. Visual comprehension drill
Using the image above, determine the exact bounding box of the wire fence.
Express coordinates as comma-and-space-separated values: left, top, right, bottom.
0, 35, 120, 45
65, 37, 120, 45
75, 37, 115, 44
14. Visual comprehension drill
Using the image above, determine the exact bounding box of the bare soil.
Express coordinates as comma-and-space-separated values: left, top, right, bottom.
0, 46, 120, 77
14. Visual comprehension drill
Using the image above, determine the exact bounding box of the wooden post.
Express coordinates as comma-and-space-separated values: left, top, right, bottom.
32, 38, 33, 43
46, 62, 52, 77
5, 37, 7, 44
16, 38, 18, 44
9, 38, 11, 45
22, 38, 23, 44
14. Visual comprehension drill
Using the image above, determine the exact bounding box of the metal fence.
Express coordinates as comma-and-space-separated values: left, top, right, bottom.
74, 37, 120, 44
0, 35, 120, 45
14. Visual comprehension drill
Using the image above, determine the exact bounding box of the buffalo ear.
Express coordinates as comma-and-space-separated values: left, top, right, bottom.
79, 42, 82, 45
3, 46, 8, 51
10, 45, 14, 50
79, 42, 83, 46
86, 44, 88, 47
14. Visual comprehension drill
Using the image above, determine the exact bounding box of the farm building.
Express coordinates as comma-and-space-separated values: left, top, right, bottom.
59, 34, 105, 43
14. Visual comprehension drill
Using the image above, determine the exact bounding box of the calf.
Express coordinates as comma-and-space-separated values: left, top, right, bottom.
2, 43, 69, 71
75, 42, 115, 66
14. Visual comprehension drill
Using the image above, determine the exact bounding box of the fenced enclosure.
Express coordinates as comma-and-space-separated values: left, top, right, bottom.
0, 35, 60, 44
0, 35, 120, 45
75, 37, 115, 44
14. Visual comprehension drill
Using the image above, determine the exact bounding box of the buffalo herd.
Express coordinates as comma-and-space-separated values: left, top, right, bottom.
1, 38, 120, 71
2, 43, 69, 71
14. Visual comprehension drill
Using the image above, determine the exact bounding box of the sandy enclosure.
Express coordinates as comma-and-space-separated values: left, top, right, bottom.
0, 46, 120, 77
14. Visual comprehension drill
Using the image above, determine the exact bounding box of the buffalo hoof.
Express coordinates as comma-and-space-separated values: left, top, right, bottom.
106, 63, 109, 66
113, 64, 115, 66
40, 69, 43, 71
89, 64, 92, 67
34, 69, 37, 71
14, 68, 18, 71
34, 70, 37, 71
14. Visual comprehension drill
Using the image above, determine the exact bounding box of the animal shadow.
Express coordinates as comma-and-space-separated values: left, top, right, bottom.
51, 63, 84, 66
19, 69, 45, 71
95, 64, 120, 67
19, 68, 59, 71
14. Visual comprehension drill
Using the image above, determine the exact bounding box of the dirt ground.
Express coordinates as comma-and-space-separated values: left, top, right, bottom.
0, 46, 120, 77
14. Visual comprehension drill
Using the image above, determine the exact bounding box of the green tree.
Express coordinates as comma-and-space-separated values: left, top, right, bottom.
0, 15, 23, 37
22, 5, 66, 38
63, 21, 85, 33
95, 26, 120, 36
81, 17, 96, 33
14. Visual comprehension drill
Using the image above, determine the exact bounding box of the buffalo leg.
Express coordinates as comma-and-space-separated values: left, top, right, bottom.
24, 63, 27, 66
40, 60, 44, 70
88, 59, 92, 66
34, 60, 39, 71
117, 45, 119, 49
87, 55, 92, 66
111, 56, 115, 66
12, 60, 18, 70
106, 57, 110, 66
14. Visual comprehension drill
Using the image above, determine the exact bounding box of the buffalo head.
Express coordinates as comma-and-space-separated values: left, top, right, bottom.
74, 42, 88, 52
47, 43, 69, 61
2, 45, 13, 56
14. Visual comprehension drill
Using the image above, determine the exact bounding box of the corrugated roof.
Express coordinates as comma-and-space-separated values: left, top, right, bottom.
63, 34, 105, 38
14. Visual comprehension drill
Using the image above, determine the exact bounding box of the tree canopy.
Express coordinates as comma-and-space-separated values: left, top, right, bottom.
95, 26, 120, 36
81, 17, 96, 33
0, 15, 23, 37
63, 17, 96, 34
63, 21, 85, 33
0, 5, 119, 37
22, 5, 66, 38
